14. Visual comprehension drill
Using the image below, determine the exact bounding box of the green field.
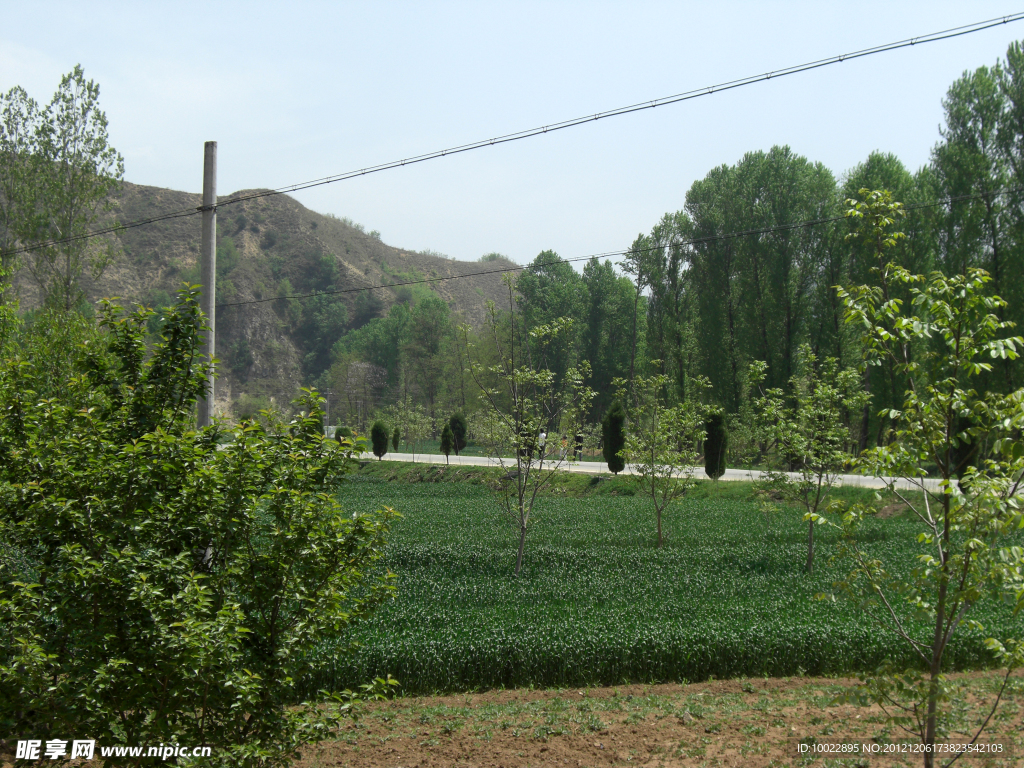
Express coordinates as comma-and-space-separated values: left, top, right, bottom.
303, 468, 1024, 696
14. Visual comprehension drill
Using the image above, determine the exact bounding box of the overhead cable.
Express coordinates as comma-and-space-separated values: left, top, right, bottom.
218, 184, 1023, 309
5, 12, 1022, 258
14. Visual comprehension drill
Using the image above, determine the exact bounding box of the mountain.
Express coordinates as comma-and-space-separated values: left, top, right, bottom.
14, 180, 518, 417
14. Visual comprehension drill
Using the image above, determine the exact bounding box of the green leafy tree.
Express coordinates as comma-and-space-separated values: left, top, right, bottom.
370, 419, 389, 461
753, 346, 868, 573
0, 86, 39, 294
0, 288, 397, 767
440, 422, 454, 464
618, 367, 708, 548
21, 66, 124, 311
466, 277, 594, 576
391, 425, 400, 452
601, 399, 626, 474
703, 411, 728, 480
824, 209, 1024, 763
581, 258, 639, 417
449, 411, 468, 455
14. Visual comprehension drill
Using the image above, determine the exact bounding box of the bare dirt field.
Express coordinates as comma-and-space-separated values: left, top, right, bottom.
296, 671, 1024, 768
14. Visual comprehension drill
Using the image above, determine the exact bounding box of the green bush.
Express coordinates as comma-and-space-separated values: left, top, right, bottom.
391, 426, 400, 451
449, 412, 468, 455
371, 420, 389, 460
440, 423, 454, 463
0, 289, 396, 767
601, 400, 626, 474
704, 413, 728, 480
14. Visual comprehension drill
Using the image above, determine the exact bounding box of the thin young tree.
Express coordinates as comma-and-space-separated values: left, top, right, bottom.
818, 192, 1024, 766
618, 366, 708, 548
753, 345, 868, 573
465, 276, 593, 576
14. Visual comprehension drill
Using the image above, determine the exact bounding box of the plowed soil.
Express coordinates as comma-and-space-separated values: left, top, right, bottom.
296, 672, 1024, 767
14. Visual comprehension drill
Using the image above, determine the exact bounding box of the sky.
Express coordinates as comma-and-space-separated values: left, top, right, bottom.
2, 2, 1024, 268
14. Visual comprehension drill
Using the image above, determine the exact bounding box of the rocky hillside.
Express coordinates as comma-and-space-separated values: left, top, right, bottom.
14, 181, 517, 417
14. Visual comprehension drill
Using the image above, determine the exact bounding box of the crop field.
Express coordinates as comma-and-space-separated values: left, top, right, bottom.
303, 471, 1024, 696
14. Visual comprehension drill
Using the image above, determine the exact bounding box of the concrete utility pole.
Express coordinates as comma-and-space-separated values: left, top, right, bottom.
323, 389, 334, 436
197, 141, 217, 428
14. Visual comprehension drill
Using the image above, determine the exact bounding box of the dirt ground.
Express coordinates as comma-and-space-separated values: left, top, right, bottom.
296, 672, 1024, 768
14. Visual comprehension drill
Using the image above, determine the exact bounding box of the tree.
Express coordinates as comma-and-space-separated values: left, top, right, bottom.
618, 367, 708, 548
466, 277, 594, 576
391, 425, 400, 452
404, 296, 451, 413
753, 347, 868, 573
449, 411, 468, 455
621, 235, 658, 394
370, 420, 389, 461
824, 204, 1024, 764
19, 66, 124, 311
703, 412, 728, 480
581, 258, 639, 417
440, 422, 454, 464
0, 86, 39, 295
601, 399, 626, 474
0, 288, 397, 767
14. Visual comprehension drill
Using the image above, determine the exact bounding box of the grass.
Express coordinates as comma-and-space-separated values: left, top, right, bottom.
300, 467, 1024, 696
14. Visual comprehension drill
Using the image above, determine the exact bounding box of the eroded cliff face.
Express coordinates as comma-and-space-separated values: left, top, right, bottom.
13, 180, 517, 418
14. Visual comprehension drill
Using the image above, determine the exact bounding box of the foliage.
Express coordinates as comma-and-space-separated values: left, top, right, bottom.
618, 367, 708, 548
308, 476, 1024, 695
466, 277, 594, 576
752, 347, 869, 573
826, 247, 1024, 760
1, 66, 124, 311
370, 419, 390, 461
391, 425, 400, 452
382, 399, 430, 460
449, 411, 468, 455
601, 399, 626, 474
703, 412, 728, 480
0, 288, 396, 767
440, 422, 454, 463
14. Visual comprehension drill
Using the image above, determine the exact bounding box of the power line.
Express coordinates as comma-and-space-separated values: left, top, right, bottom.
216, 183, 1023, 309
5, 12, 1022, 259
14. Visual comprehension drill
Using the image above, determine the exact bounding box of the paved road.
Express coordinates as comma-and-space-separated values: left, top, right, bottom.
366, 451, 941, 492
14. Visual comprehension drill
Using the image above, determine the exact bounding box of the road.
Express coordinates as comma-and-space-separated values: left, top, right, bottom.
366, 450, 942, 492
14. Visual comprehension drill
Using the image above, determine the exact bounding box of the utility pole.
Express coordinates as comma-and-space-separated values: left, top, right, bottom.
323, 389, 333, 436
197, 141, 217, 428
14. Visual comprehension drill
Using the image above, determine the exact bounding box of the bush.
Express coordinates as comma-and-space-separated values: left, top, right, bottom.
440, 423, 454, 464
0, 289, 396, 767
601, 400, 626, 474
449, 412, 467, 455
371, 420, 389, 460
704, 413, 728, 480
391, 426, 400, 451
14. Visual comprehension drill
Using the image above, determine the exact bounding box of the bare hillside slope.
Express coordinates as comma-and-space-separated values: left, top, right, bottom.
14, 181, 518, 417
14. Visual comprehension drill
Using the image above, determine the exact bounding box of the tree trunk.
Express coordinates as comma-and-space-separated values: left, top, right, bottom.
628, 288, 640, 393
656, 505, 663, 549
923, 498, 952, 768
514, 524, 527, 576
806, 518, 814, 574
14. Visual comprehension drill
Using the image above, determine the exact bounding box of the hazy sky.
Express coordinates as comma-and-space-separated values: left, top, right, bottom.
3, 2, 1023, 267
